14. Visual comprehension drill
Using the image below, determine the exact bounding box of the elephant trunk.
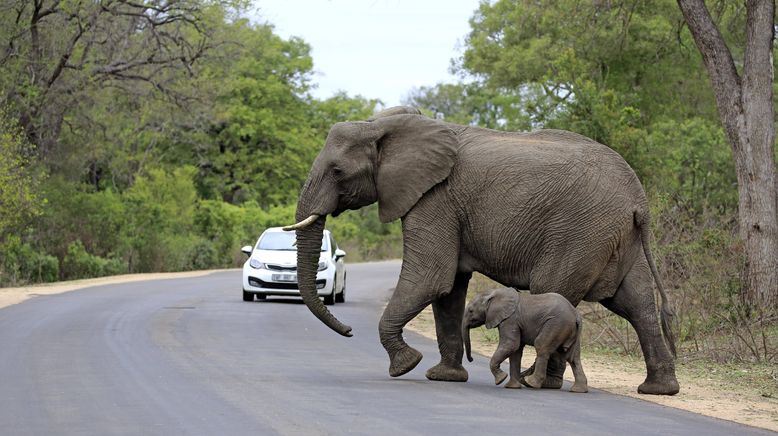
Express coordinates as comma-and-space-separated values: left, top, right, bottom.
462, 321, 473, 362
292, 174, 352, 337
294, 215, 352, 337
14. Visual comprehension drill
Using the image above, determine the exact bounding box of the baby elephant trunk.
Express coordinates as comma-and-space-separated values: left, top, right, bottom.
462, 321, 473, 362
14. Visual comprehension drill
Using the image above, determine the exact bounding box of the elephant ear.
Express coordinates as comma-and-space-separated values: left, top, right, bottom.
371, 114, 458, 223
485, 289, 520, 329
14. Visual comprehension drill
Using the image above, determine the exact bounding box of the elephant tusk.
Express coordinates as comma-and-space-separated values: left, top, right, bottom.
282, 214, 320, 231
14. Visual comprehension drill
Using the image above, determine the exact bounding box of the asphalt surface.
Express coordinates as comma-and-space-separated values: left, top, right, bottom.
0, 260, 773, 436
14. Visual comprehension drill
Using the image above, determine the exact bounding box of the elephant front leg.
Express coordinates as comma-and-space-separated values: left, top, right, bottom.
489, 343, 515, 385
426, 272, 471, 382
490, 324, 520, 385
504, 345, 524, 389
379, 277, 433, 378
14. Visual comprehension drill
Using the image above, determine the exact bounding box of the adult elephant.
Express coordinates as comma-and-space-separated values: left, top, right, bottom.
284, 106, 679, 395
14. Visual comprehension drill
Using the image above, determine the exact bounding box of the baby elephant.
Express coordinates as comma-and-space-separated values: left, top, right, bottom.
461, 288, 588, 393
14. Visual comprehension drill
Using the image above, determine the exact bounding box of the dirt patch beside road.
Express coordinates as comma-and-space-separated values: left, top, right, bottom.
407, 306, 778, 433
0, 269, 237, 309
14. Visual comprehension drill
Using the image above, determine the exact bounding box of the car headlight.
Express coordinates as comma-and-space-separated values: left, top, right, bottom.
249, 259, 264, 269
317, 261, 327, 271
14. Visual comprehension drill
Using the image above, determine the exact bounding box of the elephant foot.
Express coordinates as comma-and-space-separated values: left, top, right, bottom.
426, 362, 468, 382
519, 371, 563, 389
523, 373, 544, 389
389, 346, 423, 378
540, 375, 563, 389
637, 377, 680, 396
505, 379, 522, 389
570, 383, 588, 393
492, 369, 508, 385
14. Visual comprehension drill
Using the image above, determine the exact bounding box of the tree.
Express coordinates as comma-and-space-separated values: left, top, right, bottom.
404, 82, 531, 131
0, 106, 40, 240
0, 0, 241, 170
191, 19, 320, 206
676, 0, 777, 307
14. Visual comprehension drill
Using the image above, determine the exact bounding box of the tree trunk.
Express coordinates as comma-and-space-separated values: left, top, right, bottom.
677, 0, 778, 308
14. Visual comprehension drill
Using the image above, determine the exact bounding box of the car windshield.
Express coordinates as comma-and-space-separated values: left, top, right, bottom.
257, 231, 328, 252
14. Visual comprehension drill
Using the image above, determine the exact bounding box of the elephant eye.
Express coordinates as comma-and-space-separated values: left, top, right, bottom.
332, 167, 344, 177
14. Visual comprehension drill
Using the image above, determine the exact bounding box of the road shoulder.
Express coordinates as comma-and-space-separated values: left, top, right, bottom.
0, 269, 239, 309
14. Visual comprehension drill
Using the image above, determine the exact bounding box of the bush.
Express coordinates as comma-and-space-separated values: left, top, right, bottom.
579, 195, 776, 364
123, 166, 199, 272
0, 235, 59, 286
62, 240, 126, 280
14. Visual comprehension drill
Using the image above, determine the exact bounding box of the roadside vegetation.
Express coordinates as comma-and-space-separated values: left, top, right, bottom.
1, 0, 775, 374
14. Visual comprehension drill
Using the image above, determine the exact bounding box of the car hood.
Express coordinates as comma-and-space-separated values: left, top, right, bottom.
252, 250, 326, 265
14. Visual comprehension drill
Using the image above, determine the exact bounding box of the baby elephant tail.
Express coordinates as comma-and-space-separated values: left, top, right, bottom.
561, 311, 582, 354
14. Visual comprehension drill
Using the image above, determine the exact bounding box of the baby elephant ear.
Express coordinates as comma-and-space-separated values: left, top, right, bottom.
371, 114, 458, 223
485, 289, 520, 329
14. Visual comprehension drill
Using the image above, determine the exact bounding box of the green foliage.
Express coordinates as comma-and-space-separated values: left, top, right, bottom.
460, 0, 720, 121
0, 235, 59, 285
644, 119, 737, 215
122, 166, 199, 272
0, 107, 41, 240
193, 20, 318, 206
62, 240, 126, 280
405, 82, 531, 131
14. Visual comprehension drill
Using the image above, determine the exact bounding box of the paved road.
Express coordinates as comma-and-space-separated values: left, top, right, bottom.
0, 261, 772, 435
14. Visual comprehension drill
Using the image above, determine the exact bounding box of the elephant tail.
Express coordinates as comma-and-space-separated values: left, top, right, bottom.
562, 311, 583, 354
635, 210, 677, 358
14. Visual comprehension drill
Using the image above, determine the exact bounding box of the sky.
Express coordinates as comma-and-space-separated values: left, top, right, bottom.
251, 0, 481, 107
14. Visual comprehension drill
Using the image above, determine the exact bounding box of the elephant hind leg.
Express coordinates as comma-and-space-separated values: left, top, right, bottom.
601, 256, 679, 395
426, 272, 470, 382
567, 342, 588, 393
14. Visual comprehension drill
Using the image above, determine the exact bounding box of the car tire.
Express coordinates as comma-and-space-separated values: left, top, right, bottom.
242, 289, 253, 302
335, 276, 346, 303
323, 285, 335, 306
256, 293, 267, 301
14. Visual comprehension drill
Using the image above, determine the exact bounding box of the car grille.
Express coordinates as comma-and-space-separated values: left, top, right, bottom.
248, 277, 326, 290
265, 264, 297, 272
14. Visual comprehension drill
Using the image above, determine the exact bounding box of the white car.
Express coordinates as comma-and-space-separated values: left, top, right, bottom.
241, 227, 346, 305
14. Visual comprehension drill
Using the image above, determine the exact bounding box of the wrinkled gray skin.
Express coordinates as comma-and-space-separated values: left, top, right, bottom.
290, 106, 679, 395
462, 288, 587, 393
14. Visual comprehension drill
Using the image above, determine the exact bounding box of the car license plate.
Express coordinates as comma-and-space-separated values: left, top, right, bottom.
272, 273, 297, 282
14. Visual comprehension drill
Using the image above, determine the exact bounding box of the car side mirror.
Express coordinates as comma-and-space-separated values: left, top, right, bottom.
241, 245, 253, 257
334, 249, 346, 260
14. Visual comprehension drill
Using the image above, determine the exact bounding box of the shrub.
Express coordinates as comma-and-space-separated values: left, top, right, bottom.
0, 235, 59, 285
62, 240, 126, 280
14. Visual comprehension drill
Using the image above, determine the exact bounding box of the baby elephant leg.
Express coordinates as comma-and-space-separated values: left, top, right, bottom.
489, 343, 512, 385
490, 337, 518, 385
523, 330, 556, 389
504, 345, 524, 389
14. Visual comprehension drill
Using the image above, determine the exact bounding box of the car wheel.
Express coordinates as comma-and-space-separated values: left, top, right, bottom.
335, 279, 345, 303
242, 289, 253, 302
256, 293, 267, 301
323, 285, 336, 306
